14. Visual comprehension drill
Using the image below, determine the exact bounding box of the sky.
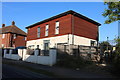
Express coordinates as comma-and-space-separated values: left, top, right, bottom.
1, 2, 118, 41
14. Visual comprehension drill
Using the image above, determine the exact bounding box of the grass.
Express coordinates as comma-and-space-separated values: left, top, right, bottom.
55, 54, 94, 69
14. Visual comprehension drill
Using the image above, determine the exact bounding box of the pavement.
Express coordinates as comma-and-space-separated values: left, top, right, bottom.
2, 58, 118, 79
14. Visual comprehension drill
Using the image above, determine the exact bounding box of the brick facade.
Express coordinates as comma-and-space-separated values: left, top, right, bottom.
0, 21, 27, 48
0, 33, 26, 48
73, 15, 98, 40
27, 14, 72, 41
27, 11, 99, 41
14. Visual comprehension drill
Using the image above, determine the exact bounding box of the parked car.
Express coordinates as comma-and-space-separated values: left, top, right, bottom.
15, 46, 27, 50
13, 46, 27, 54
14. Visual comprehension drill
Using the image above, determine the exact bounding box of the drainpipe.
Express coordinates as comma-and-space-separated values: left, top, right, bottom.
72, 13, 75, 45
68, 34, 69, 45
97, 26, 99, 47
9, 33, 13, 47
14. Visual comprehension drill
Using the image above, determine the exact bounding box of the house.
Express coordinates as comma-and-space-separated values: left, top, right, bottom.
0, 21, 27, 48
26, 10, 101, 50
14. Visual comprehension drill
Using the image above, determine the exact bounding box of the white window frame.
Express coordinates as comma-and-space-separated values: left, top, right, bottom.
13, 34, 16, 39
45, 24, 49, 36
1, 44, 4, 47
55, 21, 59, 34
24, 37, 27, 40
2, 34, 5, 38
37, 27, 40, 38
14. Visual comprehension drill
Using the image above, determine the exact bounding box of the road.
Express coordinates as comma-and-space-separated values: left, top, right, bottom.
2, 64, 49, 79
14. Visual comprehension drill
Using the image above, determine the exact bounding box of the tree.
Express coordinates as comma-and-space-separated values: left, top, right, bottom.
99, 41, 112, 52
112, 38, 120, 73
102, 1, 120, 24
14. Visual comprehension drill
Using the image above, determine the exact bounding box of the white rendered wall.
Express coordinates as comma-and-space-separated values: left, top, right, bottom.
4, 49, 57, 66
22, 49, 57, 66
73, 35, 97, 46
27, 34, 97, 49
27, 35, 69, 49
4, 49, 21, 60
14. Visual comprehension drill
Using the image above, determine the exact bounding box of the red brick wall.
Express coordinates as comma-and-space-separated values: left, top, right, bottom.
0, 33, 26, 48
1, 33, 11, 48
0, 34, 2, 48
27, 14, 98, 41
14, 35, 26, 47
73, 16, 98, 40
27, 14, 72, 41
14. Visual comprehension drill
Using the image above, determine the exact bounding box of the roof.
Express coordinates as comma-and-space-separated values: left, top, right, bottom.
0, 25, 27, 36
26, 10, 101, 29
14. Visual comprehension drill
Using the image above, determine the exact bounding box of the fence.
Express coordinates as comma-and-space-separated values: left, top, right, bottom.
57, 44, 97, 54
4, 48, 57, 66
57, 44, 99, 61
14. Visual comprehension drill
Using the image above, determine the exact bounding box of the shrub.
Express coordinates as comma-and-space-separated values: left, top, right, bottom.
111, 38, 120, 74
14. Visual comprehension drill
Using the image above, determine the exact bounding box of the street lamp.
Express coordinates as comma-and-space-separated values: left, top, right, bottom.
107, 37, 109, 52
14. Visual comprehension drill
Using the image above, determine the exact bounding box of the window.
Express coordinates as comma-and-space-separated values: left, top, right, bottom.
24, 37, 27, 40
1, 44, 4, 47
55, 21, 59, 34
91, 40, 95, 46
37, 27, 40, 38
45, 24, 49, 36
2, 34, 5, 38
28, 45, 35, 49
37, 45, 39, 49
13, 34, 16, 39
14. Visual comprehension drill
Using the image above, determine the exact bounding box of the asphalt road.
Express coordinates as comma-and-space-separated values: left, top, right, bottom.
2, 64, 49, 79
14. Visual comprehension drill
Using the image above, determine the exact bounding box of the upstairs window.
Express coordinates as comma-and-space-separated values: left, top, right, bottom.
55, 21, 59, 34
2, 34, 5, 38
13, 34, 16, 39
24, 37, 27, 40
37, 27, 40, 38
45, 24, 49, 36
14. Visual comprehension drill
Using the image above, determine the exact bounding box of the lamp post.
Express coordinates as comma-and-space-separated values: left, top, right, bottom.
118, 20, 120, 38
107, 37, 109, 53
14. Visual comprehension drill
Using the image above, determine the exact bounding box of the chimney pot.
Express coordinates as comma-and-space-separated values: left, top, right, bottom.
2, 24, 5, 27
12, 21, 15, 25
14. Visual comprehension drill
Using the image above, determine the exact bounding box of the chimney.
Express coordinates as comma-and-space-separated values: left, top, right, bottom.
2, 24, 5, 27
12, 21, 15, 25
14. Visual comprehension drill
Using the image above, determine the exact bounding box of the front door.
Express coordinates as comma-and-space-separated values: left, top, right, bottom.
44, 43, 49, 50
44, 40, 50, 50
43, 40, 50, 55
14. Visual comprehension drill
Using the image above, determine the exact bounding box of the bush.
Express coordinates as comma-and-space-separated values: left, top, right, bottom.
111, 38, 120, 74
112, 48, 120, 72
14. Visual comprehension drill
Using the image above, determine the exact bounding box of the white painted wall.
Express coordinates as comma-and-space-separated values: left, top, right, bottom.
10, 54, 21, 60
27, 35, 69, 49
23, 49, 56, 66
24, 55, 37, 63
73, 35, 97, 46
4, 49, 57, 66
27, 34, 97, 49
4, 49, 21, 60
